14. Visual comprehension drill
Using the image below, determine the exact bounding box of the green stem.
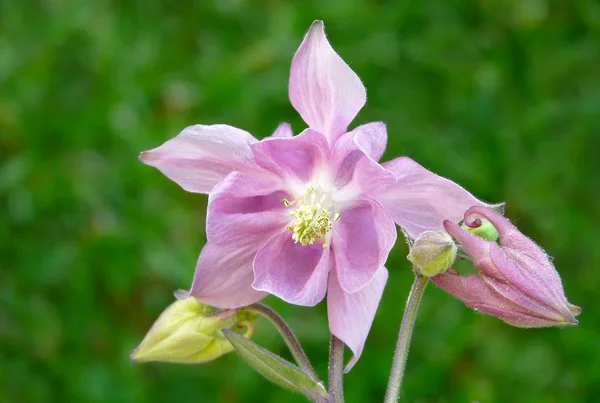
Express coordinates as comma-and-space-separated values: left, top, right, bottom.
246, 303, 319, 381
327, 335, 345, 403
383, 274, 429, 403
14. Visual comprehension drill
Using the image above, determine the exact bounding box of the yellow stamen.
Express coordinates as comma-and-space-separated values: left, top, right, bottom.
288, 204, 333, 246
283, 186, 339, 246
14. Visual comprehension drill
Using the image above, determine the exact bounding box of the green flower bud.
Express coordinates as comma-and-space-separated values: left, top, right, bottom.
461, 218, 499, 242
407, 230, 457, 277
131, 297, 255, 364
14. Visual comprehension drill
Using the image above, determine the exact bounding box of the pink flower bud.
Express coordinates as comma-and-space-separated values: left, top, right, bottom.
433, 206, 580, 327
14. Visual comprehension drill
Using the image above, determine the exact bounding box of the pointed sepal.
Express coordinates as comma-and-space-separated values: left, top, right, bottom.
223, 329, 327, 400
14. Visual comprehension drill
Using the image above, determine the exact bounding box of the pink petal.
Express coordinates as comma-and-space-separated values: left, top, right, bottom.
332, 198, 396, 293
140, 124, 260, 194
269, 122, 293, 138
330, 123, 395, 193
189, 241, 267, 309
328, 266, 388, 371
251, 129, 329, 184
348, 157, 397, 196
482, 275, 573, 324
207, 172, 290, 246
431, 272, 529, 325
489, 247, 568, 316
345, 122, 387, 161
377, 157, 502, 239
289, 21, 366, 143
443, 220, 507, 281
432, 272, 571, 327
432, 270, 492, 305
467, 303, 571, 327
252, 230, 330, 306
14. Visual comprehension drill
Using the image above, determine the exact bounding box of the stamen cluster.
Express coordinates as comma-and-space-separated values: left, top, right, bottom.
288, 204, 333, 246
284, 186, 339, 247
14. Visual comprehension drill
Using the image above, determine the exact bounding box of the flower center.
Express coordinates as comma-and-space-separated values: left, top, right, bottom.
283, 186, 339, 247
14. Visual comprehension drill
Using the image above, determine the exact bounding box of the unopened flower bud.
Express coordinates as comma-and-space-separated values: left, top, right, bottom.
433, 206, 580, 328
408, 230, 457, 277
461, 218, 499, 242
131, 296, 255, 364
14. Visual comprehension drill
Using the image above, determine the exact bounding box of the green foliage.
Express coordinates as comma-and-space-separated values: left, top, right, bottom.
222, 330, 327, 400
1, 0, 598, 402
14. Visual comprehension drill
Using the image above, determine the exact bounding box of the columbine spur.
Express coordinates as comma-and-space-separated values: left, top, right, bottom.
140, 21, 498, 368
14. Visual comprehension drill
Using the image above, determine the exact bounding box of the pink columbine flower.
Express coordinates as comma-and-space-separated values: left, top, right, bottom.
433, 206, 580, 327
141, 21, 497, 368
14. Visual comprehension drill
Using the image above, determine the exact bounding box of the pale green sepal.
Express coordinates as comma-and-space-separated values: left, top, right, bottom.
408, 230, 457, 277
131, 297, 253, 364
223, 329, 327, 400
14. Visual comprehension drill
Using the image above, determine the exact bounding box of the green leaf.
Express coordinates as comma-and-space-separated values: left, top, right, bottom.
222, 329, 327, 400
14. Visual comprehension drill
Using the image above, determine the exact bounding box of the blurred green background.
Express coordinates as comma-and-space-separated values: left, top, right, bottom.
2, 0, 599, 402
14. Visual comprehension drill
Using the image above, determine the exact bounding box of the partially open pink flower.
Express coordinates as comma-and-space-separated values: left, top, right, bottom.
433, 206, 580, 327
141, 21, 497, 368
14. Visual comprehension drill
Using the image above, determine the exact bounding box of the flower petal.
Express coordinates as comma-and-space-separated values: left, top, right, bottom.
330, 123, 395, 193
269, 122, 293, 138
377, 157, 503, 238
333, 198, 396, 293
251, 129, 329, 185
489, 246, 572, 318
344, 122, 387, 161
432, 271, 573, 327
482, 275, 576, 324
207, 172, 290, 246
140, 125, 259, 193
289, 21, 366, 142
189, 241, 267, 309
328, 266, 388, 371
443, 220, 506, 281
253, 230, 330, 306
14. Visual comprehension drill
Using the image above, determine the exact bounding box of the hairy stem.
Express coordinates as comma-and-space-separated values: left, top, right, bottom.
384, 274, 429, 403
327, 335, 345, 403
246, 303, 319, 381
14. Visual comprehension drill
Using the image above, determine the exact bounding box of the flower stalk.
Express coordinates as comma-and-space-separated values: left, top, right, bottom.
327, 335, 345, 403
245, 303, 319, 381
384, 274, 429, 403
